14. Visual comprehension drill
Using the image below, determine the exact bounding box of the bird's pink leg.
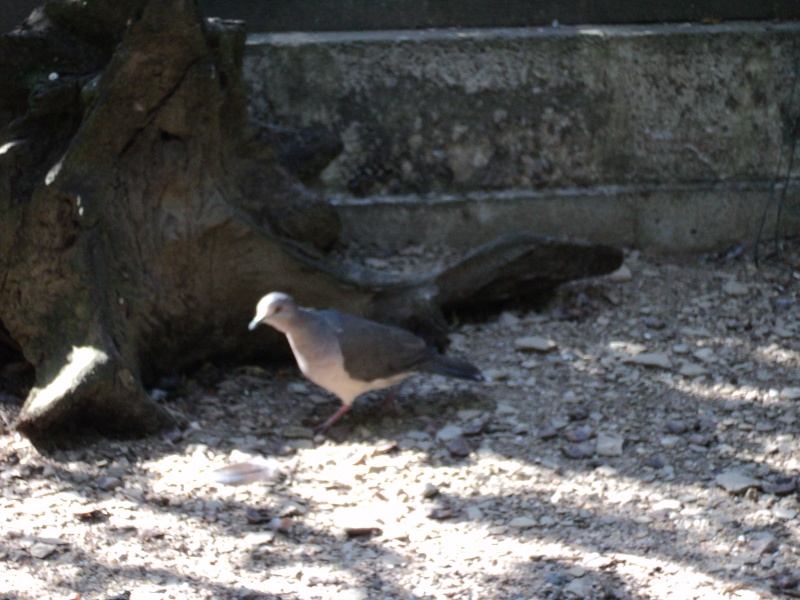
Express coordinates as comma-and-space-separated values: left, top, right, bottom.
314, 403, 352, 434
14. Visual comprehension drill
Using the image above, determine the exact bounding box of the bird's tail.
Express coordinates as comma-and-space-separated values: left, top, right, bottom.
422, 355, 484, 381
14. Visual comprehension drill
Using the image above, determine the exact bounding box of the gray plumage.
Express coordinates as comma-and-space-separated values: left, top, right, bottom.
249, 292, 483, 431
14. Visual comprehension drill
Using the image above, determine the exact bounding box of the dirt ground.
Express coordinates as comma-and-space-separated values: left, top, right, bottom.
2, 244, 800, 600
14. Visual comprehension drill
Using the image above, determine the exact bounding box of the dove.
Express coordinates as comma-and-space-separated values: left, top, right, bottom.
249, 292, 483, 432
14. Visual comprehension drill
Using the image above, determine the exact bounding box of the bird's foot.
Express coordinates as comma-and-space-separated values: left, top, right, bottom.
313, 403, 352, 435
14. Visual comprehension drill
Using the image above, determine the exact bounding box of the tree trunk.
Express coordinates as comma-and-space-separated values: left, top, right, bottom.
0, 0, 622, 443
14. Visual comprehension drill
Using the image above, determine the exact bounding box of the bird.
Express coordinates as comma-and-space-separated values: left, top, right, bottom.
248, 292, 483, 433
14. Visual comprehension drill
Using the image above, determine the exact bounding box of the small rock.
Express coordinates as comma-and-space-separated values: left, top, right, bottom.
447, 436, 471, 457
426, 506, 454, 520
692, 348, 716, 363
625, 353, 671, 369
536, 425, 559, 440
679, 363, 708, 377
644, 455, 666, 469
508, 516, 538, 529
465, 506, 483, 520
687, 433, 714, 447
462, 418, 489, 436
651, 499, 682, 512
421, 483, 439, 498
539, 515, 557, 526
97, 476, 123, 491
665, 420, 690, 434
595, 433, 624, 457
436, 425, 463, 442
372, 440, 398, 455
343, 526, 382, 537
659, 435, 682, 448
514, 336, 557, 353
288, 382, 310, 394
29, 543, 59, 559
563, 575, 593, 598
772, 506, 798, 520
457, 409, 483, 421
763, 477, 797, 496
608, 264, 632, 282
567, 406, 590, 421
643, 316, 666, 330
780, 387, 800, 400
722, 280, 749, 296
716, 470, 761, 494
747, 534, 778, 557
495, 402, 518, 415
282, 426, 314, 439
545, 572, 568, 586
338, 589, 369, 600
773, 571, 800, 590
564, 426, 593, 443
562, 441, 596, 459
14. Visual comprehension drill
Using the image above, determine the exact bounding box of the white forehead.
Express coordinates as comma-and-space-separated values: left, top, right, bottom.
258, 292, 293, 312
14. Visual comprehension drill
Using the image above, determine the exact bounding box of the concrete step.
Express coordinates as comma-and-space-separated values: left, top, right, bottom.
243, 22, 800, 250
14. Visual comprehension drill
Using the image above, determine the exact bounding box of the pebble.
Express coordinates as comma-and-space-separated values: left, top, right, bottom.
564, 426, 593, 443
421, 483, 439, 498
537, 425, 559, 440
652, 499, 682, 512
567, 406, 590, 421
763, 477, 797, 496
96, 476, 123, 491
514, 336, 557, 353
746, 534, 778, 557
716, 470, 762, 494
562, 441, 596, 459
644, 455, 666, 469
659, 436, 682, 448
508, 516, 538, 529
338, 588, 369, 600
462, 418, 488, 436
780, 387, 800, 400
722, 280, 749, 296
457, 409, 483, 421
608, 264, 632, 282
595, 433, 624, 457
772, 506, 798, 520
282, 426, 314, 439
563, 575, 593, 598
288, 382, 310, 395
679, 363, 707, 377
665, 420, 689, 434
625, 353, 672, 369
446, 436, 471, 457
687, 433, 714, 447
29, 542, 59, 559
436, 425, 463, 442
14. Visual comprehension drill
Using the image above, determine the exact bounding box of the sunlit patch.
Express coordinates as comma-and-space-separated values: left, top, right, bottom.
26, 346, 108, 413
754, 343, 800, 366
0, 140, 23, 155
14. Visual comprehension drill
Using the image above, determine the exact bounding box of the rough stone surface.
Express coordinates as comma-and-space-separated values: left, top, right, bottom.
4, 247, 800, 599
245, 23, 800, 251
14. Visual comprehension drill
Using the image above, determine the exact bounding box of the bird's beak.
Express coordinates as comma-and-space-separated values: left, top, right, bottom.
248, 318, 260, 331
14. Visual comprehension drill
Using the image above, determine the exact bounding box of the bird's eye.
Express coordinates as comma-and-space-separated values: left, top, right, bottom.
273, 305, 282, 314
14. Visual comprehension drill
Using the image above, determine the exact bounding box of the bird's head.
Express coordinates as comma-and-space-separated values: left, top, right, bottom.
248, 292, 297, 332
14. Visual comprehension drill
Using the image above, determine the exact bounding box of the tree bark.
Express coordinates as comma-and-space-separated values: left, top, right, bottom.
0, 0, 622, 442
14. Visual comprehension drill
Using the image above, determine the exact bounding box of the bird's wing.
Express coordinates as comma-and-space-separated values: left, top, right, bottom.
317, 310, 431, 382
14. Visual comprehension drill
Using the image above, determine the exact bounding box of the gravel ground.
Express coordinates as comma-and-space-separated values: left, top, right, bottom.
2, 246, 800, 600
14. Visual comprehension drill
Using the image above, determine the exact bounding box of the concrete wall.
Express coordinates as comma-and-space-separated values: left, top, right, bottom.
244, 22, 800, 250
